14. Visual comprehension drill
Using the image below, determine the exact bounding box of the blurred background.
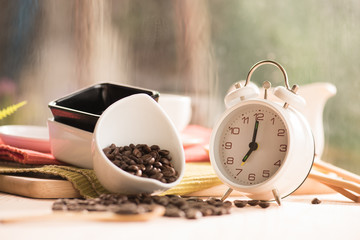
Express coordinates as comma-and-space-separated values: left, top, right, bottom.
0, 0, 359, 173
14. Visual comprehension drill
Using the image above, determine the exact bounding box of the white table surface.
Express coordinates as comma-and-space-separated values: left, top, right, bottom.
0, 192, 359, 240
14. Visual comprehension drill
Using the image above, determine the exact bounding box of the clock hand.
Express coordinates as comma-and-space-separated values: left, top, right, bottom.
241, 148, 253, 166
252, 120, 259, 143
241, 142, 258, 166
241, 120, 259, 166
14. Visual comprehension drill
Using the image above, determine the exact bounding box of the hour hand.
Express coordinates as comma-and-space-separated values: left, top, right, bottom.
241, 142, 258, 166
241, 148, 253, 166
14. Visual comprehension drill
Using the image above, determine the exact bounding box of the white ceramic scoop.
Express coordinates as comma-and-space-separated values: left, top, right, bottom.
92, 94, 185, 194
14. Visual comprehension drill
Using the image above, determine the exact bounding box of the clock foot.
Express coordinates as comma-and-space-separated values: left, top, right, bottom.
221, 188, 233, 202
272, 188, 281, 206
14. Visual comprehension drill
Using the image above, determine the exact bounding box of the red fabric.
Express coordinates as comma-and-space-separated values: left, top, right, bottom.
181, 125, 212, 162
0, 144, 64, 165
0, 125, 211, 165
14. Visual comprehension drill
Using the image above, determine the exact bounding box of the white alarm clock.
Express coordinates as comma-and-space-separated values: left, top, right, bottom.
209, 60, 315, 205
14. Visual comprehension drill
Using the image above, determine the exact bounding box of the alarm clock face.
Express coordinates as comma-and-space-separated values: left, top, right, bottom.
214, 101, 289, 186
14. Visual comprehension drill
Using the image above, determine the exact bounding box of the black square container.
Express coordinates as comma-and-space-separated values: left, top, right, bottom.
48, 83, 160, 132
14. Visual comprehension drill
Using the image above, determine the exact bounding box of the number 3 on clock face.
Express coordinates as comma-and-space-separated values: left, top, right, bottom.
214, 101, 290, 186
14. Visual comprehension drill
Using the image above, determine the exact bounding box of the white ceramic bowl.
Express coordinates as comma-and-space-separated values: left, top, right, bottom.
48, 119, 93, 169
158, 94, 191, 132
92, 94, 185, 194
0, 125, 50, 153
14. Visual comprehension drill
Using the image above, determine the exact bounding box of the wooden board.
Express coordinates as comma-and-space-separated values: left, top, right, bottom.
0, 174, 80, 199
0, 174, 335, 200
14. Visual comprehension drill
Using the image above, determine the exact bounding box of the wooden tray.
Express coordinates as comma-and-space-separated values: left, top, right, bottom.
0, 174, 80, 199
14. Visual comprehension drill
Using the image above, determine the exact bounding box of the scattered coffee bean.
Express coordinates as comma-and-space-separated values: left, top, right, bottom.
165, 207, 185, 218
233, 200, 247, 208
247, 200, 260, 206
311, 198, 321, 204
185, 208, 203, 219
109, 203, 140, 215
103, 143, 178, 183
259, 201, 270, 208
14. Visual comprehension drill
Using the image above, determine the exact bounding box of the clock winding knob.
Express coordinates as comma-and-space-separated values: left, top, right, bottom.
273, 85, 306, 109
224, 82, 260, 108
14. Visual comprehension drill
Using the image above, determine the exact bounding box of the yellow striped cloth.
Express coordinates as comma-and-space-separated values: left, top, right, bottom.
161, 162, 222, 195
0, 162, 222, 198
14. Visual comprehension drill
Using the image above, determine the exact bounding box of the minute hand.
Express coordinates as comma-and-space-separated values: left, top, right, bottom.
252, 120, 259, 143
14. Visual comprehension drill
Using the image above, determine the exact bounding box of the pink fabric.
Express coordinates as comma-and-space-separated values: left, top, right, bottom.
181, 125, 212, 162
0, 144, 64, 165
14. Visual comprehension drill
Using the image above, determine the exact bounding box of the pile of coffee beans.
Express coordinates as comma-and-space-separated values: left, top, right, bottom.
52, 194, 157, 215
160, 196, 232, 219
52, 194, 232, 220
103, 143, 178, 183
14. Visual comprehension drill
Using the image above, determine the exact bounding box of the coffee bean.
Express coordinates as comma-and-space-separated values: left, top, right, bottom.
141, 154, 153, 162
151, 145, 160, 151
165, 207, 185, 218
129, 154, 139, 162
143, 145, 152, 153
138, 164, 146, 171
247, 200, 260, 206
52, 203, 66, 211
110, 203, 139, 215
113, 147, 120, 155
153, 162, 163, 168
127, 165, 139, 171
160, 158, 170, 165
162, 167, 176, 177
119, 163, 128, 170
311, 198, 321, 204
145, 164, 153, 172
135, 170, 142, 176
151, 172, 164, 180
103, 147, 112, 155
153, 196, 170, 206
133, 148, 142, 158
223, 201, 233, 208
166, 176, 177, 183
185, 208, 203, 219
112, 159, 121, 167
159, 150, 170, 156
147, 157, 155, 165
259, 202, 270, 208
123, 150, 132, 156
233, 200, 247, 208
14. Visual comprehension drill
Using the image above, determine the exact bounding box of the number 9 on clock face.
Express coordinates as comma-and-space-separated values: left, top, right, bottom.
213, 101, 289, 187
